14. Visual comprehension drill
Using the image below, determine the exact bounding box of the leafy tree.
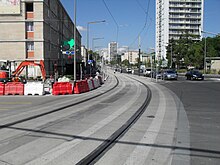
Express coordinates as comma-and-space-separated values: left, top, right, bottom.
121, 59, 129, 66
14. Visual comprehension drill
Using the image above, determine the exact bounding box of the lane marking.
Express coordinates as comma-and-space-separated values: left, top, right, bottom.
22, 80, 143, 165
124, 85, 167, 165
0, 102, 32, 105
0, 108, 10, 111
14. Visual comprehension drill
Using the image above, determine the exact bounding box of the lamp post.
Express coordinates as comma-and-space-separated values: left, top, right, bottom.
201, 30, 219, 74
150, 48, 155, 82
92, 38, 104, 63
92, 37, 104, 52
86, 20, 106, 63
73, 0, 77, 81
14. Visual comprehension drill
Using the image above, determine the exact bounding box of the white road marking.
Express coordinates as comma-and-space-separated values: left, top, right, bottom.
24, 82, 143, 165
124, 85, 167, 165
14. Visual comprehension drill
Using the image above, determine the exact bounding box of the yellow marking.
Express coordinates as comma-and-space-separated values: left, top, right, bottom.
0, 102, 32, 105
0, 108, 10, 110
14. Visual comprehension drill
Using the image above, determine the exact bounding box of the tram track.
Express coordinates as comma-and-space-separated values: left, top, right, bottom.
76, 76, 152, 165
0, 75, 119, 129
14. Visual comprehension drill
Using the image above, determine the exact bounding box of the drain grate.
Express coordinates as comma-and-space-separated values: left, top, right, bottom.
147, 115, 155, 118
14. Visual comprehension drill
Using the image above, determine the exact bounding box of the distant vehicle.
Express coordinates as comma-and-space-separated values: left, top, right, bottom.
126, 68, 132, 73
185, 70, 204, 80
151, 71, 162, 79
144, 68, 151, 77
162, 70, 178, 80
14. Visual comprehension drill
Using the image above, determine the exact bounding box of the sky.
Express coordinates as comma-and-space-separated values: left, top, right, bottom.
60, 0, 220, 53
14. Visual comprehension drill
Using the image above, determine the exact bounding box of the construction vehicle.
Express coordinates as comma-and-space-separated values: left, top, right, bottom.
0, 60, 46, 83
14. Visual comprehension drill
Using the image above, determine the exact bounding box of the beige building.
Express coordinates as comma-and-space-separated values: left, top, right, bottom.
122, 50, 140, 64
0, 0, 81, 77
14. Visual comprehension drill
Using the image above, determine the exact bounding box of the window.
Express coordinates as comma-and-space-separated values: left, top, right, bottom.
26, 3, 33, 12
27, 42, 34, 51
26, 22, 34, 31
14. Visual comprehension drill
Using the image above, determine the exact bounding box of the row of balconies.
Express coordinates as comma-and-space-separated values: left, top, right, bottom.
169, 9, 201, 13
169, 0, 202, 3
169, 25, 200, 29
26, 11, 34, 58
169, 15, 201, 18
169, 20, 201, 24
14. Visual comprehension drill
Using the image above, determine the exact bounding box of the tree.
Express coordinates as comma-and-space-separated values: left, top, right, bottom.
121, 59, 129, 66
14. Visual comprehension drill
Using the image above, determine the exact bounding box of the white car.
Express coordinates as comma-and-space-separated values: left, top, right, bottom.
126, 68, 132, 73
144, 69, 151, 77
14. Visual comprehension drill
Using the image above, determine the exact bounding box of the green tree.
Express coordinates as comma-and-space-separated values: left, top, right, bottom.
121, 59, 129, 66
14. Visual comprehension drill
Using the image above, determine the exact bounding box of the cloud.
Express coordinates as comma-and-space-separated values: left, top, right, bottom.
77, 26, 87, 31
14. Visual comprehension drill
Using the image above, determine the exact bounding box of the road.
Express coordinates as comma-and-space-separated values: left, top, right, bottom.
158, 76, 220, 165
0, 71, 219, 164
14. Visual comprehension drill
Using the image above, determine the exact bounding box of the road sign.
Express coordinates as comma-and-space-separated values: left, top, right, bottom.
88, 60, 93, 64
62, 51, 74, 55
63, 39, 75, 50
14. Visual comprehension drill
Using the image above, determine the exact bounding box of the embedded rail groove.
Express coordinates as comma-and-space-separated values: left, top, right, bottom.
76, 76, 152, 165
0, 75, 119, 129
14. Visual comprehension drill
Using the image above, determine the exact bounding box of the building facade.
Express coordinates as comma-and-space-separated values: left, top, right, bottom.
122, 50, 139, 65
108, 42, 118, 62
156, 0, 204, 60
0, 0, 81, 78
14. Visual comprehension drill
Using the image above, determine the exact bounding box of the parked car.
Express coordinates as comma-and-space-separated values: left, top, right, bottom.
151, 71, 162, 79
126, 68, 132, 73
144, 68, 151, 77
185, 70, 204, 80
162, 70, 178, 80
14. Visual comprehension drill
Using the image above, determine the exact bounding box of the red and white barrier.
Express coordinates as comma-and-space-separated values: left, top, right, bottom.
24, 82, 45, 95
87, 79, 94, 91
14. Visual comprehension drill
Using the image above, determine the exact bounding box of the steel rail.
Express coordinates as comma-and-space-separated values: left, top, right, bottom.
0, 75, 119, 129
76, 76, 152, 165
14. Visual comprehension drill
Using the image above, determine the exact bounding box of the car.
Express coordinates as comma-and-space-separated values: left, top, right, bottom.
185, 70, 204, 80
126, 68, 132, 73
151, 70, 162, 79
162, 70, 178, 80
144, 68, 152, 77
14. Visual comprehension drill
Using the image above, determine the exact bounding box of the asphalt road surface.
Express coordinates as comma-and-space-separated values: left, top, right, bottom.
0, 71, 219, 165
158, 76, 220, 165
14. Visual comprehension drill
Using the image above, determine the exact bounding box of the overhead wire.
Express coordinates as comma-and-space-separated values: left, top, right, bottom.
129, 0, 151, 49
102, 0, 119, 43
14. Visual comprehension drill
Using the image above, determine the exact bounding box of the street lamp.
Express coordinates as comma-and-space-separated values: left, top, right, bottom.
92, 37, 104, 51
201, 30, 219, 74
150, 48, 155, 82
73, 0, 77, 81
86, 20, 106, 62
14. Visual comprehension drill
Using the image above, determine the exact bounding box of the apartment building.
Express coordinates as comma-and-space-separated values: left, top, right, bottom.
108, 42, 118, 62
122, 50, 140, 65
156, 0, 204, 60
0, 0, 81, 77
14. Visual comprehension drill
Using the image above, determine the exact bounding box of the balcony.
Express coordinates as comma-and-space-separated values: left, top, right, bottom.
26, 12, 34, 19
27, 51, 34, 58
26, 31, 34, 39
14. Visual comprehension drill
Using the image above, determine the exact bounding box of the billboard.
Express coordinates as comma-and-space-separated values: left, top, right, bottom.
0, 0, 21, 15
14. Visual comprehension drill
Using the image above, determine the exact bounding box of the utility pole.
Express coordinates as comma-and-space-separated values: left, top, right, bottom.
138, 36, 141, 76
74, 0, 77, 81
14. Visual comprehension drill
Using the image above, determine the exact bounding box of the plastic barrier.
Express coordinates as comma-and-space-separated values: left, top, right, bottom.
90, 78, 95, 89
74, 81, 83, 94
87, 79, 94, 91
93, 78, 99, 89
0, 83, 4, 95
97, 76, 103, 85
52, 82, 73, 95
24, 82, 45, 95
4, 82, 24, 95
81, 80, 89, 93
